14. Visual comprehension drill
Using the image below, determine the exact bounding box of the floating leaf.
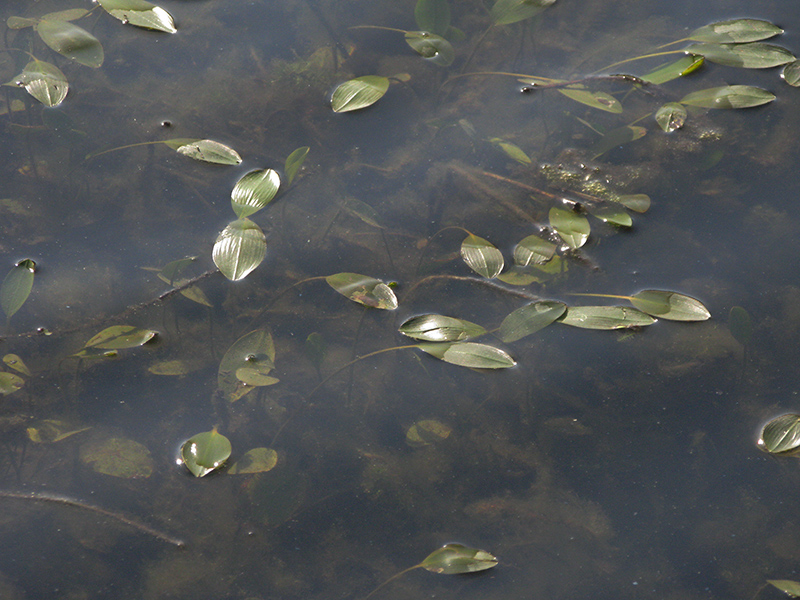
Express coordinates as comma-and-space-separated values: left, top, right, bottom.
218, 329, 276, 402
591, 125, 647, 158
80, 437, 153, 478
461, 234, 504, 279
641, 55, 704, 84
399, 314, 486, 342
514, 234, 556, 266
404, 32, 454, 67
97, 0, 177, 33
164, 138, 242, 165
3, 354, 30, 376
490, 138, 531, 164
228, 447, 279, 474
0, 372, 24, 395
181, 429, 232, 477
587, 205, 632, 227
213, 218, 267, 281
343, 197, 383, 228
406, 419, 452, 447
325, 273, 398, 309
758, 414, 800, 455
558, 87, 622, 113
421, 543, 498, 574
615, 194, 651, 213
417, 342, 516, 369
768, 580, 800, 598
8, 60, 68, 107
285, 146, 310, 185
499, 300, 566, 342
415, 0, 451, 36
559, 306, 656, 329
82, 325, 157, 349
36, 19, 104, 68
689, 19, 783, 44
729, 306, 752, 346
549, 207, 589, 249
1, 259, 35, 319
680, 85, 775, 109
331, 76, 390, 113
655, 102, 687, 132
27, 419, 90, 443
231, 169, 281, 218
685, 42, 795, 69
782, 61, 800, 87
491, 0, 556, 26
630, 290, 710, 321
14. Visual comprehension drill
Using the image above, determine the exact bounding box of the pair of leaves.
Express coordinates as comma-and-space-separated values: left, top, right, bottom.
563, 290, 711, 329
1, 259, 36, 319
6, 60, 68, 107
652, 85, 775, 132
326, 273, 398, 310
73, 325, 157, 358
218, 329, 278, 402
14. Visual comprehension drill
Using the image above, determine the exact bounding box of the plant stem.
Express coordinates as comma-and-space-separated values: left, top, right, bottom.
566, 292, 634, 301
85, 140, 165, 161
349, 25, 409, 34
362, 565, 422, 600
594, 49, 685, 75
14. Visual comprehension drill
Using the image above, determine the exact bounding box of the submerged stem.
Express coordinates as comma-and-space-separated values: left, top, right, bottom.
362, 564, 423, 600
85, 140, 165, 161
594, 49, 685, 75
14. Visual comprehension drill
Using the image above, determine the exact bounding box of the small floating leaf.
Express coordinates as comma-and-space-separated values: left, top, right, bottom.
685, 42, 795, 69
231, 168, 281, 218
758, 414, 800, 455
1, 259, 36, 319
97, 0, 177, 33
285, 146, 310, 185
3, 354, 30, 376
558, 87, 622, 113
768, 580, 800, 597
213, 218, 267, 281
0, 372, 24, 395
404, 31, 454, 67
421, 543, 498, 574
399, 314, 486, 342
514, 234, 556, 266
587, 205, 632, 227
181, 429, 232, 477
549, 207, 589, 249
728, 306, 752, 346
655, 102, 687, 132
80, 437, 153, 478
679, 85, 775, 109
630, 290, 711, 321
406, 419, 452, 447
218, 329, 276, 402
164, 138, 242, 165
461, 234, 504, 279
499, 300, 566, 342
490, 138, 531, 164
491, 0, 556, 26
415, 0, 451, 36
591, 125, 647, 158
559, 306, 656, 330
417, 342, 516, 369
228, 447, 279, 474
8, 60, 68, 107
36, 19, 104, 68
27, 419, 90, 443
615, 194, 651, 213
331, 76, 390, 112
689, 19, 783, 44
82, 325, 157, 350
641, 55, 704, 84
325, 273, 398, 309
782, 61, 800, 87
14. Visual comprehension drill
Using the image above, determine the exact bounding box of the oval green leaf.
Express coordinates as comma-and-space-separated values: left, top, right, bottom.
689, 19, 783, 44
491, 0, 556, 26
641, 55, 704, 84
9, 60, 68, 107
549, 207, 589, 249
615, 194, 651, 213
7, 17, 39, 29
757, 414, 800, 455
782, 60, 800, 87
490, 138, 531, 164
680, 85, 775, 109
514, 234, 556, 266
218, 329, 276, 402
83, 325, 158, 349
4, 354, 30, 376
417, 342, 516, 369
285, 146, 310, 185
331, 76, 390, 113
630, 290, 710, 321
768, 580, 800, 598
404, 31, 454, 67
80, 437, 153, 478
415, 0, 451, 36
1, 259, 35, 319
685, 42, 795, 69
228, 447, 278, 474
399, 314, 486, 342
343, 197, 384, 228
461, 233, 504, 279
325, 273, 398, 309
164, 138, 242, 165
499, 300, 566, 342
181, 429, 232, 477
0, 372, 24, 395
558, 87, 622, 113
655, 102, 687, 132
36, 19, 104, 68
97, 0, 177, 33
421, 543, 498, 574
587, 205, 632, 227
213, 218, 267, 281
559, 306, 656, 330
231, 168, 281, 218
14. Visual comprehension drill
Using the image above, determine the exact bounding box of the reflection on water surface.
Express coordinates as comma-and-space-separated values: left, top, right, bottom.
1, 0, 800, 599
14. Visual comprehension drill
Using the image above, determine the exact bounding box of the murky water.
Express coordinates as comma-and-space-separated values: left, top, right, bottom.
1, 0, 800, 598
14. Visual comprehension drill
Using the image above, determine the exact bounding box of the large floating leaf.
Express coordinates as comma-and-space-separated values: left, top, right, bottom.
228, 447, 279, 474
685, 42, 795, 69
641, 55, 704, 84
82, 325, 157, 350
325, 273, 398, 309
680, 85, 775, 109
758, 414, 800, 455
591, 125, 647, 158
405, 31, 454, 66
514, 234, 556, 266
1, 259, 35, 319
331, 76, 390, 113
630, 290, 710, 321
417, 342, 516, 369
768, 580, 800, 598
0, 372, 24, 395
499, 300, 566, 342
549, 207, 589, 249
181, 429, 232, 477
558, 87, 622, 113
783, 61, 800, 87
491, 0, 556, 26
97, 0, 177, 33
655, 102, 687, 132
231, 169, 280, 218
461, 234, 504, 279
80, 437, 153, 478
285, 146, 310, 185
36, 19, 104, 68
559, 306, 656, 330
9, 60, 68, 107
689, 19, 783, 44
421, 543, 498, 574
399, 314, 486, 342
213, 218, 267, 281
163, 138, 242, 165
218, 329, 277, 402
406, 419, 452, 447
415, 0, 451, 36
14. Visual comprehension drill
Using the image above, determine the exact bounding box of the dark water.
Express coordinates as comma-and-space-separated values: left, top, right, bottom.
1, 0, 800, 598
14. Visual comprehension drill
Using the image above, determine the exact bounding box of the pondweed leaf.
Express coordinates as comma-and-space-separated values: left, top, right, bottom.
782, 60, 800, 87
1, 259, 35, 319
655, 102, 687, 132
331, 76, 390, 112
164, 138, 242, 164
228, 447, 278, 474
36, 19, 104, 68
728, 306, 752, 346
218, 329, 277, 402
9, 60, 68, 107
181, 429, 232, 477
630, 290, 710, 321
615, 194, 651, 213
549, 207, 589, 249
285, 146, 310, 185
406, 419, 452, 447
689, 19, 783, 44
420, 543, 498, 574
343, 197, 384, 228
231, 168, 281, 218
213, 218, 267, 281
491, 0, 556, 26
461, 234, 504, 278
415, 0, 451, 36
417, 342, 516, 369
3, 354, 30, 376
404, 31, 454, 66
325, 273, 398, 309
490, 138, 531, 164
0, 372, 24, 395
499, 300, 566, 342
768, 580, 800, 598
587, 205, 632, 227
680, 85, 775, 109
97, 0, 177, 33
557, 87, 622, 113
399, 314, 486, 342
758, 414, 800, 455
559, 306, 656, 330
641, 55, 704, 84
591, 125, 647, 159
81, 325, 157, 350
80, 437, 154, 478
27, 419, 90, 443
7, 17, 40, 29
685, 42, 795, 69
514, 234, 556, 266
156, 257, 212, 307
